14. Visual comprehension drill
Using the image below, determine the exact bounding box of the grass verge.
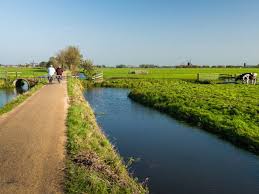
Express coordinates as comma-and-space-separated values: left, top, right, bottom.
0, 79, 16, 88
65, 78, 147, 194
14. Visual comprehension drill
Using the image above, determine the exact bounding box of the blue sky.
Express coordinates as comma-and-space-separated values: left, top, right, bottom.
0, 0, 258, 66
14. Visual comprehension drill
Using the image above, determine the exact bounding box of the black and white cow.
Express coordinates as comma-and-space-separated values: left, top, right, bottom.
235, 73, 257, 84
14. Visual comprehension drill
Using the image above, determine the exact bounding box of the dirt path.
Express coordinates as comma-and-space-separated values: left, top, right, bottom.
0, 81, 67, 194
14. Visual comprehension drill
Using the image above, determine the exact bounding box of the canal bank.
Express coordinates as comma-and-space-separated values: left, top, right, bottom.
65, 79, 147, 194
85, 87, 259, 194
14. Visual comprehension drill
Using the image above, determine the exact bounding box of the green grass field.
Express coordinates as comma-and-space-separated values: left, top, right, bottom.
0, 67, 46, 78
100, 67, 259, 80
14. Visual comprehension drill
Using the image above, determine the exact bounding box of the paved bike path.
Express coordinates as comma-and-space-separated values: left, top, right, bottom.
0, 81, 67, 193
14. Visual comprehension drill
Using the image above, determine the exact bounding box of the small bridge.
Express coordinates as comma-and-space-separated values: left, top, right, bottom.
13, 78, 38, 88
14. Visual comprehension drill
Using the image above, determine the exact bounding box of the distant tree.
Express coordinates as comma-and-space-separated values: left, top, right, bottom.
139, 64, 158, 68
116, 64, 127, 68
47, 57, 58, 68
81, 59, 95, 76
56, 46, 83, 73
95, 65, 106, 68
38, 61, 48, 68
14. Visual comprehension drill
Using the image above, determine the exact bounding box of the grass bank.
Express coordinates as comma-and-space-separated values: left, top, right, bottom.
127, 79, 259, 154
65, 78, 147, 194
0, 79, 17, 88
0, 82, 45, 115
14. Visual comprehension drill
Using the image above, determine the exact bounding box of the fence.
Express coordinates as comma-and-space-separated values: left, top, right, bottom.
197, 73, 237, 83
0, 71, 22, 80
92, 72, 103, 82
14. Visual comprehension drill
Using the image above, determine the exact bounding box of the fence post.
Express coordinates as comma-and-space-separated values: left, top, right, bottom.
5, 71, 8, 81
197, 73, 200, 81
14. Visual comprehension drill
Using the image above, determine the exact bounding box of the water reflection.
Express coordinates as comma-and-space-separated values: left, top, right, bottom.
0, 88, 17, 108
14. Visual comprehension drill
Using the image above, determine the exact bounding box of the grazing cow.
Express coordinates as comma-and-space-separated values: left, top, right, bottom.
251, 73, 257, 85
235, 73, 257, 84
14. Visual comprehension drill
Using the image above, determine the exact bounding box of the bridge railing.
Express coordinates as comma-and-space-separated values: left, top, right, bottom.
92, 72, 103, 82
0, 71, 22, 79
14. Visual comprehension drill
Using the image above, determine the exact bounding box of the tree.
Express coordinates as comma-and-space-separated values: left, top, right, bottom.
47, 57, 58, 68
116, 64, 127, 68
56, 46, 82, 73
56, 50, 66, 68
81, 59, 95, 76
38, 61, 48, 68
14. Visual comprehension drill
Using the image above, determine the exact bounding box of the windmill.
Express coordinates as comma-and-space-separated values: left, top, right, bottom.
187, 59, 192, 66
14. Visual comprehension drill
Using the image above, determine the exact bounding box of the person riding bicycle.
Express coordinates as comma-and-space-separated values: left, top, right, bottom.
56, 66, 63, 76
47, 65, 56, 83
56, 66, 63, 83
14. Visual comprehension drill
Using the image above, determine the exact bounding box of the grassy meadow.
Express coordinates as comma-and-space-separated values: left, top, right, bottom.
100, 67, 259, 80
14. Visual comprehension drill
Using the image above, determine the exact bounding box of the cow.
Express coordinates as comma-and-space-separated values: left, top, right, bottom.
235, 73, 257, 84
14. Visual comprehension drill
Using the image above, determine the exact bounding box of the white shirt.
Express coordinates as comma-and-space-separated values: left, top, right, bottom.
48, 67, 56, 76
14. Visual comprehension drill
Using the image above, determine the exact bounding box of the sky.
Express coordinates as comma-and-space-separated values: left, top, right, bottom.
0, 0, 258, 66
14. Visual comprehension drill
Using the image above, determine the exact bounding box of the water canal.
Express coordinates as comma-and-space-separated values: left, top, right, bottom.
0, 84, 29, 108
0, 88, 17, 108
84, 88, 259, 194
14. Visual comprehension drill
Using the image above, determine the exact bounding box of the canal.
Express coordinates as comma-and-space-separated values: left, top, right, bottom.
84, 88, 259, 194
0, 83, 29, 108
0, 88, 17, 108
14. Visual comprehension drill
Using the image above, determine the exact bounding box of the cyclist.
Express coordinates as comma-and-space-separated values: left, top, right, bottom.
56, 66, 63, 83
47, 65, 56, 83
